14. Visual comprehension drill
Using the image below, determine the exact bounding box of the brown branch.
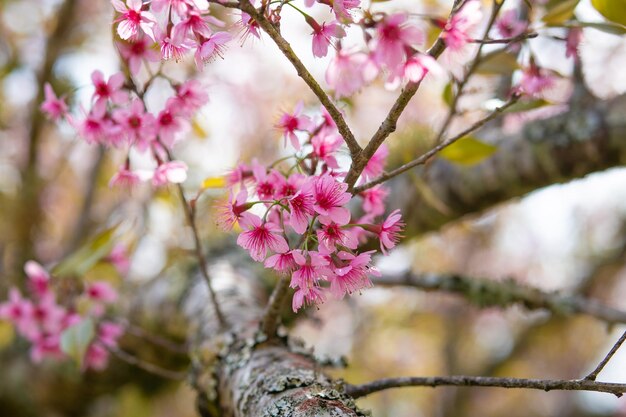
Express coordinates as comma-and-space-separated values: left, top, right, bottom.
354, 96, 519, 193
121, 321, 189, 354
585, 331, 626, 381
373, 272, 626, 325
106, 345, 187, 380
259, 274, 290, 338
237, 0, 361, 158
471, 32, 538, 44
345, 375, 626, 398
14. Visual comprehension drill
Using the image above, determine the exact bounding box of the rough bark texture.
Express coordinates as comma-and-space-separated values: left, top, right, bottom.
391, 94, 626, 237
185, 259, 363, 417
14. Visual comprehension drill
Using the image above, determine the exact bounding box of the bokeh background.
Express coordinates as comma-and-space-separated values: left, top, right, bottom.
1, 0, 626, 416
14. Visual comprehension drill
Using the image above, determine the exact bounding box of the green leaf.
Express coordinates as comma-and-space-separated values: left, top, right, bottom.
439, 136, 498, 165
52, 225, 120, 278
442, 82, 454, 108
591, 0, 626, 26
476, 51, 520, 75
504, 99, 553, 113
60, 318, 95, 367
542, 0, 580, 24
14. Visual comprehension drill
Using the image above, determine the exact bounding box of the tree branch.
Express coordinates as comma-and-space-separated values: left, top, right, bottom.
585, 330, 626, 381
237, 0, 361, 158
354, 95, 519, 192
345, 375, 626, 398
374, 272, 626, 324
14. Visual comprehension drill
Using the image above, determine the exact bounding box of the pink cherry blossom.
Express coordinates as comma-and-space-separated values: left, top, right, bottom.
276, 101, 312, 150
106, 244, 132, 275
495, 9, 527, 39
84, 343, 110, 370
30, 334, 63, 363
156, 100, 189, 147
91, 71, 128, 114
313, 174, 351, 225
290, 250, 330, 289
112, 99, 156, 150
310, 20, 345, 58
118, 36, 160, 75
195, 32, 232, 69
0, 288, 35, 337
86, 281, 118, 304
517, 63, 555, 97
274, 173, 305, 199
152, 161, 189, 187
292, 285, 325, 312
71, 106, 123, 147
376, 209, 404, 254
287, 182, 316, 234
360, 185, 388, 216
311, 131, 342, 169
216, 189, 252, 231
98, 321, 125, 347
236, 213, 289, 262
362, 143, 388, 180
264, 251, 297, 274
24, 261, 50, 298
111, 0, 157, 41
326, 50, 366, 98
402, 53, 443, 83
329, 251, 377, 298
373, 13, 424, 70
40, 83, 68, 121
331, 0, 360, 21
109, 166, 142, 188
566, 28, 583, 59
441, 0, 482, 52
173, 11, 213, 40
173, 79, 210, 116
317, 222, 357, 252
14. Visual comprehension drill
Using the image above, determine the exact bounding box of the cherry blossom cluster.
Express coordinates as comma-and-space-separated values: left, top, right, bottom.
41, 74, 209, 187
0, 262, 123, 370
217, 103, 403, 311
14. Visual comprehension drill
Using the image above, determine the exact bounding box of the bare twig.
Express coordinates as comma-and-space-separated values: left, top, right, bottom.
354, 96, 519, 192
237, 0, 361, 157
345, 375, 626, 398
259, 274, 291, 338
106, 344, 187, 380
121, 321, 189, 354
585, 331, 626, 381
373, 272, 626, 325
471, 32, 538, 44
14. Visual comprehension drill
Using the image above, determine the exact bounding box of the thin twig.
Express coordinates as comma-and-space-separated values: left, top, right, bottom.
354, 96, 519, 192
121, 320, 189, 354
237, 0, 361, 158
371, 272, 626, 325
345, 375, 626, 398
471, 32, 538, 44
585, 331, 626, 381
259, 274, 291, 338
106, 344, 187, 380
176, 183, 228, 329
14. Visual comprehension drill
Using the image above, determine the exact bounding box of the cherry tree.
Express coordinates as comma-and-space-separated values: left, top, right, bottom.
2, 0, 626, 415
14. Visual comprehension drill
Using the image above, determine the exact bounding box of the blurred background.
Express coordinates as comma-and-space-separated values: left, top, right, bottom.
1, 0, 626, 416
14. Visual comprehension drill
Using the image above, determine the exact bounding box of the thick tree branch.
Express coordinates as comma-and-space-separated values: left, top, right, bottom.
237, 0, 361, 157
345, 375, 626, 398
376, 272, 626, 324
390, 93, 626, 239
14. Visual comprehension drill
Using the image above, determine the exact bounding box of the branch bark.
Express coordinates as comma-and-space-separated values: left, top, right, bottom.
391, 94, 626, 238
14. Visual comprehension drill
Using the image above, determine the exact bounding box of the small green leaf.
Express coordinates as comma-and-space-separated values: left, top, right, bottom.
439, 136, 498, 165
504, 99, 553, 113
542, 0, 580, 24
53, 225, 120, 278
60, 318, 95, 367
591, 0, 626, 26
476, 51, 520, 75
442, 82, 454, 107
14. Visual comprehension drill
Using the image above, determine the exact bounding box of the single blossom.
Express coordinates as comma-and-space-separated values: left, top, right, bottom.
118, 36, 160, 75
311, 131, 342, 169
216, 189, 252, 231
441, 0, 482, 52
24, 261, 50, 299
292, 285, 325, 312
360, 185, 388, 216
91, 70, 128, 114
152, 161, 189, 186
40, 83, 68, 121
86, 281, 118, 304
565, 28, 583, 59
376, 209, 404, 254
373, 13, 424, 70
317, 222, 358, 252
309, 20, 345, 58
173, 79, 210, 116
112, 99, 156, 150
111, 0, 157, 40
329, 251, 378, 298
195, 32, 232, 69
326, 50, 366, 98
276, 101, 312, 150
109, 166, 142, 188
236, 213, 289, 262
402, 53, 443, 83
264, 251, 298, 274
287, 181, 316, 234
495, 9, 527, 39
313, 174, 351, 225
362, 143, 389, 180
517, 63, 555, 97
